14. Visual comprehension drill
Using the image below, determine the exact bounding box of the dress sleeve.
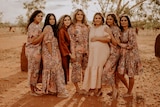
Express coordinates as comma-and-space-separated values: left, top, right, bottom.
104, 25, 111, 39
68, 25, 76, 55
43, 25, 53, 44
127, 28, 137, 50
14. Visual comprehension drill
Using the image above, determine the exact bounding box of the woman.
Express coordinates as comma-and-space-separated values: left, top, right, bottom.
68, 9, 90, 93
57, 15, 72, 84
81, 12, 111, 96
102, 13, 121, 99
155, 34, 160, 62
41, 13, 68, 98
25, 10, 44, 96
117, 15, 143, 97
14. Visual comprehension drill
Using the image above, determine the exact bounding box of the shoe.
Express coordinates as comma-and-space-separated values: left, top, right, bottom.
123, 93, 133, 97
96, 91, 103, 97
79, 89, 88, 95
107, 91, 113, 96
30, 92, 41, 96
112, 89, 118, 99
48, 91, 57, 96
57, 92, 69, 98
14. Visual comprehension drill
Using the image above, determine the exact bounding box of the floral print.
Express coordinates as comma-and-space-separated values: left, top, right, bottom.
25, 22, 42, 86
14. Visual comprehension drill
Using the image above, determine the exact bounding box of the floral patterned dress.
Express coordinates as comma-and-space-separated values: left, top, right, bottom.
68, 23, 89, 83
102, 26, 121, 85
118, 28, 143, 77
42, 25, 67, 94
25, 22, 42, 86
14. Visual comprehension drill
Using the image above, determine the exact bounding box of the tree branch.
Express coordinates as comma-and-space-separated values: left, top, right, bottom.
129, 0, 147, 10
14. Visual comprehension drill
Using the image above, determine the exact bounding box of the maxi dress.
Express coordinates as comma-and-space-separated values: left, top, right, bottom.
25, 22, 42, 86
42, 25, 67, 94
82, 25, 111, 91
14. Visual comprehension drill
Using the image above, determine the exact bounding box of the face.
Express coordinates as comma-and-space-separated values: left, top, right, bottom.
94, 14, 103, 26
34, 13, 43, 24
49, 15, 55, 25
64, 16, 71, 27
120, 17, 128, 27
76, 11, 83, 22
106, 15, 114, 26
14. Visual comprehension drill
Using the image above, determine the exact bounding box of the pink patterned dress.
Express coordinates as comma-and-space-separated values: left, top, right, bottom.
118, 28, 143, 77
25, 22, 42, 86
68, 23, 89, 83
42, 25, 67, 94
102, 26, 121, 85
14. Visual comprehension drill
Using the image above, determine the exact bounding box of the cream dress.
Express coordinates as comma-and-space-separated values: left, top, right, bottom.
82, 25, 110, 91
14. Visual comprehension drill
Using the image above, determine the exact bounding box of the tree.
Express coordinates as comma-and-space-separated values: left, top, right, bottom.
23, 0, 46, 19
16, 15, 26, 27
72, 0, 147, 17
0, 12, 3, 23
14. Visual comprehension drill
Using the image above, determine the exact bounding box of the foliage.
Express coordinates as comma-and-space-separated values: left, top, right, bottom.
0, 12, 3, 23
16, 15, 26, 27
23, 0, 46, 19
72, 0, 147, 17
72, 0, 160, 29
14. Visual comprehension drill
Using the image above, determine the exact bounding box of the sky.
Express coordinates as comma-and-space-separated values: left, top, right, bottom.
0, 0, 136, 24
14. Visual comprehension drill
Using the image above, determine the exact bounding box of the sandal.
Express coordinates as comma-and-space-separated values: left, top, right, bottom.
57, 92, 69, 98
123, 93, 133, 97
96, 90, 103, 97
112, 89, 118, 99
30, 92, 41, 96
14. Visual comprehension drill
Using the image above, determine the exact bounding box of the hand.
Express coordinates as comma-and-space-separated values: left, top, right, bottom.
119, 43, 127, 48
69, 53, 75, 59
91, 37, 97, 42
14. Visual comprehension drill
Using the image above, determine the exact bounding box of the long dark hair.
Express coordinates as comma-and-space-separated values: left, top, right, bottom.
119, 15, 132, 32
106, 13, 119, 27
42, 13, 57, 37
26, 10, 43, 30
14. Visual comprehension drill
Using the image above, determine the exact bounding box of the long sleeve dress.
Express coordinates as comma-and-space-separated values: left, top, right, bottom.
25, 22, 42, 86
102, 26, 121, 85
118, 28, 143, 77
42, 25, 67, 94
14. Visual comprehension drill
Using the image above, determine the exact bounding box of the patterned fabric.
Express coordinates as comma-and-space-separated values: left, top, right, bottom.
25, 22, 42, 86
42, 25, 66, 94
68, 23, 89, 83
118, 28, 143, 77
102, 26, 121, 85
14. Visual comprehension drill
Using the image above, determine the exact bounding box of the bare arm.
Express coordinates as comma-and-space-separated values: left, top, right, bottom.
31, 31, 47, 45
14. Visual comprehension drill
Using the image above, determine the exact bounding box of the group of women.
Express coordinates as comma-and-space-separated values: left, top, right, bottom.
25, 9, 142, 99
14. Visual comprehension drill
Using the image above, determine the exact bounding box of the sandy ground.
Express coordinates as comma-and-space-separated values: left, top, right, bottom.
0, 27, 160, 107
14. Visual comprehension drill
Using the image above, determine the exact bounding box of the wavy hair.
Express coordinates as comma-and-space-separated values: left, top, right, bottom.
57, 15, 72, 30
72, 9, 88, 26
106, 13, 119, 27
26, 10, 43, 30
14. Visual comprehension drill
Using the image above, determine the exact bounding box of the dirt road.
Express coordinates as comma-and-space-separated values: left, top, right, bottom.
0, 28, 160, 107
